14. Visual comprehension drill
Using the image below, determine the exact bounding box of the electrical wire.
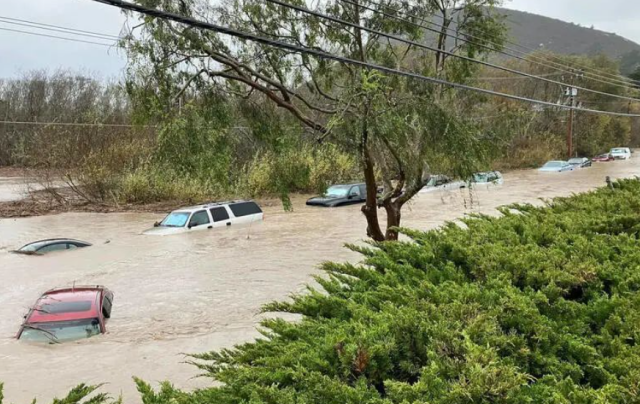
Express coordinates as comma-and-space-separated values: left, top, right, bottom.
344, 0, 639, 91
0, 16, 121, 41
0, 26, 116, 47
0, 120, 147, 127
428, 6, 640, 86
473, 73, 563, 81
260, 0, 640, 103
87, 0, 640, 118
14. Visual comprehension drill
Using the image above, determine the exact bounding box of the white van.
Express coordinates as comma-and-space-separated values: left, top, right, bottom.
610, 147, 631, 160
143, 200, 263, 236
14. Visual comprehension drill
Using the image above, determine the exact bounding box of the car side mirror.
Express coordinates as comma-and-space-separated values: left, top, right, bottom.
348, 193, 358, 199
187, 223, 193, 229
153, 221, 160, 227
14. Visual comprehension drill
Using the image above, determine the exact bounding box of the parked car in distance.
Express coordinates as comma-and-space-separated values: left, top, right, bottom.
539, 161, 575, 172
144, 200, 263, 235
610, 147, 632, 160
568, 157, 592, 168
17, 286, 114, 343
419, 175, 464, 193
13, 239, 92, 255
306, 183, 366, 207
592, 153, 615, 162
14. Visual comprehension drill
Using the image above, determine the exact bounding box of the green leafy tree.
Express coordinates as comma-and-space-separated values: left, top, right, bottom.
122, 0, 506, 240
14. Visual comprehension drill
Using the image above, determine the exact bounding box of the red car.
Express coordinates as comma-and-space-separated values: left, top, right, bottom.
593, 154, 615, 162
17, 286, 114, 343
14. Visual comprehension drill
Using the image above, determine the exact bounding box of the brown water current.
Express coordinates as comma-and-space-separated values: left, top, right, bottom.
1, 159, 639, 402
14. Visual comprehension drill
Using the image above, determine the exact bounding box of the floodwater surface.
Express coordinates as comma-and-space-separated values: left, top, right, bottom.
0, 159, 638, 402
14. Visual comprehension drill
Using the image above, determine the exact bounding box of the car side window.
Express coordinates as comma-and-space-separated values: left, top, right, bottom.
349, 186, 361, 197
436, 177, 448, 186
67, 243, 78, 250
189, 210, 210, 227
210, 207, 230, 222
229, 202, 262, 217
37, 243, 67, 253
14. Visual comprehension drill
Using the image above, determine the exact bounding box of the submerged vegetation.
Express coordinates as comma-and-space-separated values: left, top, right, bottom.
8, 178, 640, 403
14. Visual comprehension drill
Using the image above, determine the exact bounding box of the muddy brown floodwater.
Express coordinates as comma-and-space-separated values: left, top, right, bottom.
1, 159, 639, 402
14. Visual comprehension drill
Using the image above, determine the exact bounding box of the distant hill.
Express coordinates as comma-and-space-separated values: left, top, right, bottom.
499, 8, 640, 74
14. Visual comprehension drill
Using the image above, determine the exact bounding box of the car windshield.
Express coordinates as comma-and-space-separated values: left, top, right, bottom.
18, 241, 48, 252
20, 319, 101, 343
472, 173, 490, 182
568, 158, 584, 164
543, 162, 563, 168
160, 212, 190, 227
324, 185, 350, 198
612, 148, 626, 153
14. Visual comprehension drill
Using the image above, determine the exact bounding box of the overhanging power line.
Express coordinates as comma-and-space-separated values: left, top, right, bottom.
88, 0, 640, 118
342, 0, 639, 91
0, 26, 116, 47
261, 0, 640, 103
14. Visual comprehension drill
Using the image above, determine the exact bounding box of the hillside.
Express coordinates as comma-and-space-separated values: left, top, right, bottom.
500, 8, 640, 73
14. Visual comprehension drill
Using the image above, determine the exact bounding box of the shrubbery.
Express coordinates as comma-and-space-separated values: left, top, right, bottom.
9, 179, 640, 403
171, 178, 640, 403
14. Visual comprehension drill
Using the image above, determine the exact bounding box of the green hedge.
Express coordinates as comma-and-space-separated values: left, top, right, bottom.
6, 179, 640, 404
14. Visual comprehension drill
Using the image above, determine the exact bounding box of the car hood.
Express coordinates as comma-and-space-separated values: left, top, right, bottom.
142, 226, 188, 236
306, 196, 345, 204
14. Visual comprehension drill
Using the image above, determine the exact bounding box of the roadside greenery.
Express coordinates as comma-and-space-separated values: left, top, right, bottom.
7, 178, 640, 403
178, 178, 640, 403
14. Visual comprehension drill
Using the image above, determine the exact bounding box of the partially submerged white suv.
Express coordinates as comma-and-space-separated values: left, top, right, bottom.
610, 147, 631, 160
144, 200, 263, 236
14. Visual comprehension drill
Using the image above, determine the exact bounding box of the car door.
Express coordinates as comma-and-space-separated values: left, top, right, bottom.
209, 206, 232, 228
358, 184, 367, 201
347, 186, 362, 204
187, 210, 211, 232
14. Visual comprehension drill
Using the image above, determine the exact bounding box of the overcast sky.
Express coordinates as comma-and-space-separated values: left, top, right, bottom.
1, 0, 640, 79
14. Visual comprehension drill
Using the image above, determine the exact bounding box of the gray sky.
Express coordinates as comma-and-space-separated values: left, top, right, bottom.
1, 0, 640, 79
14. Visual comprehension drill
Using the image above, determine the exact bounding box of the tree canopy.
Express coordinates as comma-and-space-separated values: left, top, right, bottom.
123, 0, 507, 240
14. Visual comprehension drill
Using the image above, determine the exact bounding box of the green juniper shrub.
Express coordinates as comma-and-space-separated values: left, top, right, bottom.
12, 179, 640, 404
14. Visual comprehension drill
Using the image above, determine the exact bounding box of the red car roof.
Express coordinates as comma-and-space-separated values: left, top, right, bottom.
26, 288, 102, 324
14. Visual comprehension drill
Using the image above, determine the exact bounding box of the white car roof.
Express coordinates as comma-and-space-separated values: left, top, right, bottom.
170, 200, 255, 214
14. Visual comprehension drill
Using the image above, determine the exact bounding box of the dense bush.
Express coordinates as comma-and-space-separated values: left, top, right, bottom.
149, 178, 640, 403
7, 179, 640, 403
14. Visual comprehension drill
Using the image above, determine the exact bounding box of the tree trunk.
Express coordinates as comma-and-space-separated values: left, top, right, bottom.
384, 201, 401, 241
361, 134, 385, 242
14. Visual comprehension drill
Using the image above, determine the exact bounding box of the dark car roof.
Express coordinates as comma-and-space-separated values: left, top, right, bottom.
17, 239, 92, 252
329, 182, 365, 187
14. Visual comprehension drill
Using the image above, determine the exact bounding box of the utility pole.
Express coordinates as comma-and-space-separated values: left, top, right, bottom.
567, 87, 575, 158
565, 69, 582, 158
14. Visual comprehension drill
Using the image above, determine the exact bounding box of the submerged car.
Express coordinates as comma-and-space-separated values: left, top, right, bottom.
610, 147, 631, 160
306, 183, 367, 207
568, 157, 592, 168
539, 161, 575, 172
18, 286, 114, 343
144, 200, 263, 236
13, 239, 92, 255
464, 171, 504, 187
419, 175, 464, 193
593, 153, 614, 162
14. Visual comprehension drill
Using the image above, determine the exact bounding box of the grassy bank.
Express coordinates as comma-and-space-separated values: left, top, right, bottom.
6, 179, 640, 403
